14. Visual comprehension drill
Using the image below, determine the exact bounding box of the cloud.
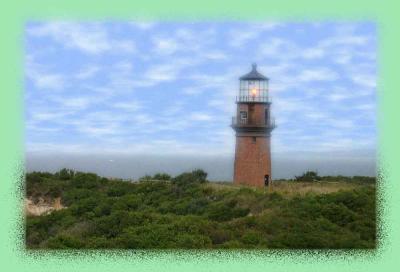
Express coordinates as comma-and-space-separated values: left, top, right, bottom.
150, 27, 216, 57
302, 48, 325, 59
132, 58, 203, 88
112, 101, 143, 112
203, 51, 228, 60
297, 68, 339, 82
189, 112, 212, 121
78, 124, 119, 137
32, 73, 64, 89
25, 21, 376, 159
29, 110, 71, 122
76, 65, 100, 79
228, 22, 281, 47
133, 113, 153, 125
144, 63, 179, 82
25, 54, 65, 90
152, 37, 179, 55
351, 74, 376, 88
327, 93, 350, 102
129, 21, 156, 30
320, 35, 370, 47
27, 22, 136, 54
259, 38, 296, 57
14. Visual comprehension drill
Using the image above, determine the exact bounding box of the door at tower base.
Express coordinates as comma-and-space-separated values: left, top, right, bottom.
233, 135, 272, 187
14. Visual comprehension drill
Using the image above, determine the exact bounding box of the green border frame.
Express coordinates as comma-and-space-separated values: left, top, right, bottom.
1, 0, 399, 271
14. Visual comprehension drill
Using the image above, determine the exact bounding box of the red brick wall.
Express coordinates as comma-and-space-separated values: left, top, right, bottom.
233, 135, 271, 187
236, 103, 268, 124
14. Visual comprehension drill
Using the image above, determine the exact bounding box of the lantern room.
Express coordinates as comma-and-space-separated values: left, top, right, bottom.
238, 63, 269, 102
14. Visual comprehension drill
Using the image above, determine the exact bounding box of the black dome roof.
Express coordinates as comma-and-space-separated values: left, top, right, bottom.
239, 63, 268, 80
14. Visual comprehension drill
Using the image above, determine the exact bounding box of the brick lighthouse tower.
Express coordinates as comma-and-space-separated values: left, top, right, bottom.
232, 64, 275, 187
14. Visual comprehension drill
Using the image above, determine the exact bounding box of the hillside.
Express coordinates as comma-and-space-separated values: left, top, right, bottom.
25, 169, 376, 249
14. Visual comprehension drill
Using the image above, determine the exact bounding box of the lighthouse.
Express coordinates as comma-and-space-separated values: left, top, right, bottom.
231, 64, 275, 187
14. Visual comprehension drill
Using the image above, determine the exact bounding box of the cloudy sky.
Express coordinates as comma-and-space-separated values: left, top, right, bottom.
24, 21, 377, 179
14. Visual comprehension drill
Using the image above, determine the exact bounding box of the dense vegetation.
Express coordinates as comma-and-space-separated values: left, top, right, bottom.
294, 170, 376, 183
26, 169, 376, 249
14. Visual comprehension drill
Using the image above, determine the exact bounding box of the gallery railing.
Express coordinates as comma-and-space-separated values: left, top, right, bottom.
236, 95, 271, 103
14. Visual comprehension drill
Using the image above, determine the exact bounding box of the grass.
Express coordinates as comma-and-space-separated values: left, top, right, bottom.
207, 180, 366, 197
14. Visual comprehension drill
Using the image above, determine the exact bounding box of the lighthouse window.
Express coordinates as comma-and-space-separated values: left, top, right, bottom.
252, 137, 256, 143
240, 111, 247, 120
265, 109, 269, 124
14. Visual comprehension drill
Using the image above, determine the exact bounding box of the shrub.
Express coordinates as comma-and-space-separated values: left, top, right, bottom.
206, 202, 249, 221
153, 173, 171, 181
46, 234, 84, 249
241, 230, 263, 246
172, 169, 208, 187
139, 175, 152, 182
25, 169, 376, 249
55, 168, 75, 180
295, 171, 321, 182
174, 234, 212, 248
71, 172, 100, 189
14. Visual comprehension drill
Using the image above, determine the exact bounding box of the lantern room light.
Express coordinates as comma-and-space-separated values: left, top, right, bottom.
251, 88, 257, 96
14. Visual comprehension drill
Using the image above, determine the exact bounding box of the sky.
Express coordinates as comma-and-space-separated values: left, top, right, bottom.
24, 21, 377, 179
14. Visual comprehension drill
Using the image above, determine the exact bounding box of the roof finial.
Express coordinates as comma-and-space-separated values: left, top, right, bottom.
252, 63, 257, 71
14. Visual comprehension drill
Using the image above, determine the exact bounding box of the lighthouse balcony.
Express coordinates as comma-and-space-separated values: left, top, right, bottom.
236, 95, 271, 103
231, 116, 276, 129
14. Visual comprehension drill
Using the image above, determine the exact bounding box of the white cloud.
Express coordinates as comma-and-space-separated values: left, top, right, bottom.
152, 37, 179, 55
182, 87, 203, 96
113, 101, 143, 112
113, 40, 136, 53
129, 21, 156, 30
203, 51, 228, 60
229, 22, 281, 47
76, 65, 100, 79
304, 112, 328, 120
78, 125, 118, 137
351, 74, 376, 88
57, 97, 93, 110
297, 68, 339, 82
302, 48, 325, 59
257, 22, 282, 30
25, 54, 65, 90
133, 113, 153, 125
25, 21, 376, 157
27, 22, 136, 54
33, 73, 64, 89
133, 58, 202, 88
354, 103, 375, 111
144, 63, 178, 82
113, 61, 134, 73
29, 111, 70, 122
327, 93, 350, 102
151, 27, 216, 57
189, 112, 212, 121
320, 35, 370, 47
259, 38, 296, 57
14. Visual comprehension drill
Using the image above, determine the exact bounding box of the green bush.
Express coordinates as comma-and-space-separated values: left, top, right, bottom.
46, 234, 84, 249
153, 173, 171, 181
295, 171, 322, 182
71, 172, 100, 189
55, 168, 75, 180
25, 169, 376, 249
172, 169, 208, 187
